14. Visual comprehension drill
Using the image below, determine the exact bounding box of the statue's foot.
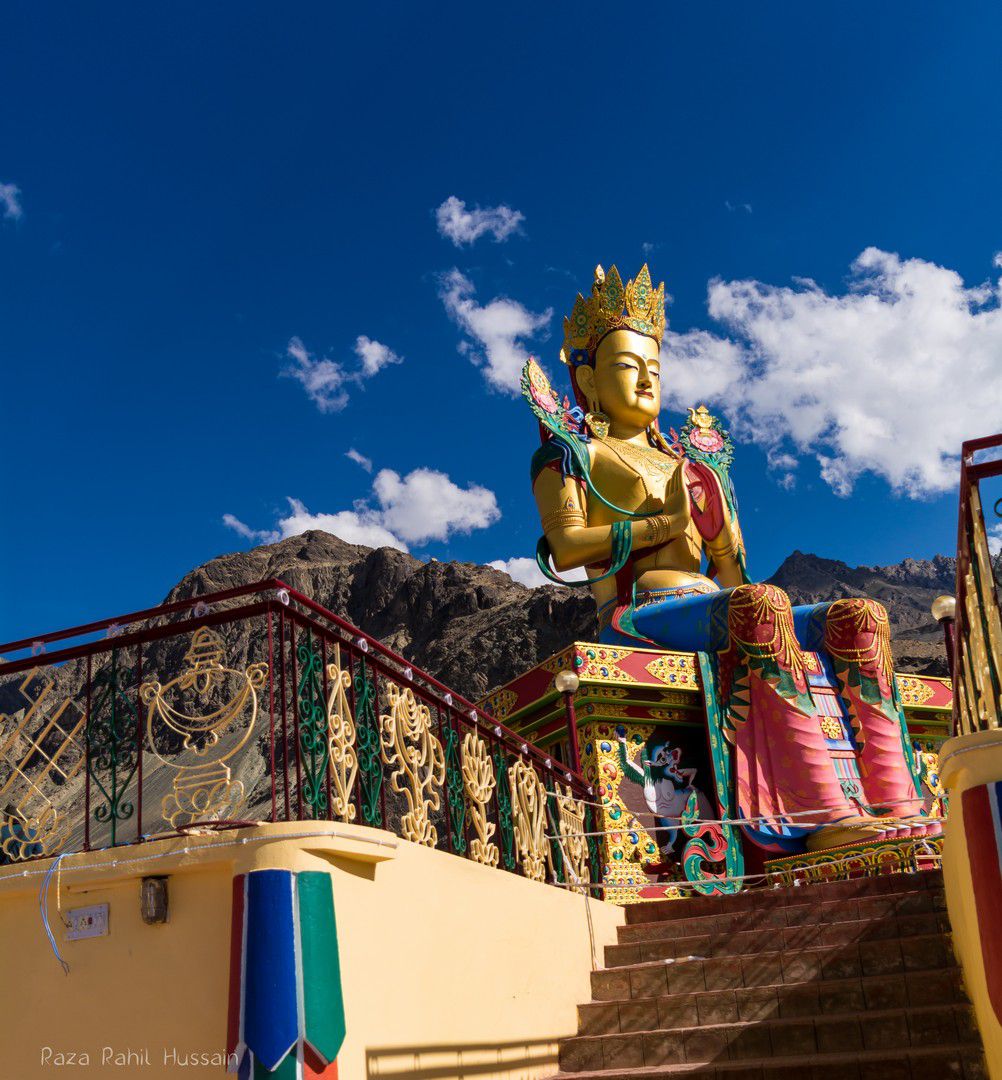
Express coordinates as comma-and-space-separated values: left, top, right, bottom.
805, 816, 895, 852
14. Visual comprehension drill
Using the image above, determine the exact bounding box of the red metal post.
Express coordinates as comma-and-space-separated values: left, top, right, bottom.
278, 609, 291, 820
135, 642, 143, 840
321, 635, 333, 821
267, 611, 277, 823
290, 618, 304, 821
84, 653, 92, 851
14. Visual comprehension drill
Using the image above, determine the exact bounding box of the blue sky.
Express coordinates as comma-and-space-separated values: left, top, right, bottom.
2, 1, 1002, 641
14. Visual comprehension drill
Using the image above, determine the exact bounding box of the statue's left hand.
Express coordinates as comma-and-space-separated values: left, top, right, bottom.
683, 458, 728, 542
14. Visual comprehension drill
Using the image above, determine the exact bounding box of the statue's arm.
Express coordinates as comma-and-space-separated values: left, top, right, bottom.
532, 463, 677, 573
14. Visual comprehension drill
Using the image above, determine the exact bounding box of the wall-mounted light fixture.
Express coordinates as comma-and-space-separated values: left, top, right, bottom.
140, 877, 169, 924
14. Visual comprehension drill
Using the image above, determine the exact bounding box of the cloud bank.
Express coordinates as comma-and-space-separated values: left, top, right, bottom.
663, 248, 1002, 496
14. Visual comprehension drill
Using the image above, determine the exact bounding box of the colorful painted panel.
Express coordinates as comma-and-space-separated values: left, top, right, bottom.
581, 719, 735, 902
481, 642, 702, 725
898, 674, 953, 711
227, 869, 344, 1078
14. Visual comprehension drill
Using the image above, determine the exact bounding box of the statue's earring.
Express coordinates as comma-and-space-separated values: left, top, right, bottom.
585, 410, 610, 438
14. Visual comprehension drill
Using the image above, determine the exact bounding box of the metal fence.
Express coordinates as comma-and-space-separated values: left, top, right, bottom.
953, 434, 1002, 734
0, 580, 597, 891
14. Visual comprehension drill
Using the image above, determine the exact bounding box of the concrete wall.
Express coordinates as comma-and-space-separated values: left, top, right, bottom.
0, 821, 623, 1078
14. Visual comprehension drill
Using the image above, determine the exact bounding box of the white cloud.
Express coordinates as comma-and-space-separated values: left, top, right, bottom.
281, 336, 348, 413
345, 448, 373, 472
488, 557, 588, 588
989, 523, 1002, 557
223, 468, 499, 552
222, 513, 280, 545
0, 182, 22, 221
274, 499, 407, 551
435, 196, 524, 246
372, 467, 500, 544
353, 335, 402, 377
439, 269, 551, 394
662, 248, 1002, 497
282, 333, 403, 412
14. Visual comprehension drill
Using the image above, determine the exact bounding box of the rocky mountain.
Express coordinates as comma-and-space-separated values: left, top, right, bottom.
768, 550, 956, 677
160, 532, 954, 692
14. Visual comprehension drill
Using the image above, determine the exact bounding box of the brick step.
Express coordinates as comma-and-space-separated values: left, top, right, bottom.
547, 1042, 985, 1079
559, 1002, 978, 1072
591, 933, 955, 1001
625, 871, 943, 926
607, 910, 951, 967
618, 888, 946, 944
579, 968, 967, 1036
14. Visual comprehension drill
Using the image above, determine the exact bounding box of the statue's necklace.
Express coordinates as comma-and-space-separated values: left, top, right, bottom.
598, 435, 677, 503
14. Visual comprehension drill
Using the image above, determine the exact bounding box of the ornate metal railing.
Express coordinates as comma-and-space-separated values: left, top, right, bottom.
953, 434, 1002, 734
0, 580, 597, 891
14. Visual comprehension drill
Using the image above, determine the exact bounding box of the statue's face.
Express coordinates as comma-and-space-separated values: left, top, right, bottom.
582, 329, 661, 429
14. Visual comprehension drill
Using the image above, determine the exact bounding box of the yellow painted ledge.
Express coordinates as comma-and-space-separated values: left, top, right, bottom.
0, 820, 398, 899
0, 821, 624, 1079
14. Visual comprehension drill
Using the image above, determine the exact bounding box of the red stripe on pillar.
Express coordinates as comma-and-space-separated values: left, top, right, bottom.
226, 874, 246, 1060
962, 785, 1002, 1024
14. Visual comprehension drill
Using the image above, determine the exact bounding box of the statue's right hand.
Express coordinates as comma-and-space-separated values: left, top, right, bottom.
663, 465, 693, 535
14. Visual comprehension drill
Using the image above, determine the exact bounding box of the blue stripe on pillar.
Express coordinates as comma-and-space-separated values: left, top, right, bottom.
244, 870, 299, 1071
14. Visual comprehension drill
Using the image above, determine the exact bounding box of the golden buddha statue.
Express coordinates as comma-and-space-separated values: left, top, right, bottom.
522, 264, 937, 855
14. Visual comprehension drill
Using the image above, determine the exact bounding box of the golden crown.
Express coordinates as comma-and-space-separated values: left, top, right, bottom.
560, 263, 666, 364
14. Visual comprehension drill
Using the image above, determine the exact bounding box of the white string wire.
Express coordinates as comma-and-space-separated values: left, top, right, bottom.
0, 826, 398, 887
545, 793, 941, 834
39, 853, 70, 974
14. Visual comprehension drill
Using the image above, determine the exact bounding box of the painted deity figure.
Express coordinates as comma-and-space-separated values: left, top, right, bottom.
615, 735, 714, 864
524, 264, 937, 854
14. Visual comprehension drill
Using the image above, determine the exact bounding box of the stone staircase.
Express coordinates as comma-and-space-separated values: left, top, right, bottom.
553, 870, 987, 1079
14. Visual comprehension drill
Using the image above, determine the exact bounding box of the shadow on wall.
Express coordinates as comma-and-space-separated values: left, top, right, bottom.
365, 1037, 558, 1079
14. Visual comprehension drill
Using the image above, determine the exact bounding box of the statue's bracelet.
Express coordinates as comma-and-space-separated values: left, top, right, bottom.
638, 514, 672, 548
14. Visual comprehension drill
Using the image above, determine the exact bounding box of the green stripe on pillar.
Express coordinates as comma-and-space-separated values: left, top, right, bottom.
297, 872, 346, 1064
254, 1053, 298, 1080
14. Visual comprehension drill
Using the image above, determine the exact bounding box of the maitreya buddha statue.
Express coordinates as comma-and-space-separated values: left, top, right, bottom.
522, 263, 937, 853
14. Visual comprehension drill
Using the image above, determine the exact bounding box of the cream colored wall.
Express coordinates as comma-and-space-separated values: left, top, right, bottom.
0, 822, 623, 1079
939, 729, 1002, 1080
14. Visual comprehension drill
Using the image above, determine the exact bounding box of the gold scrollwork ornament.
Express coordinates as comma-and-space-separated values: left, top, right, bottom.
380, 682, 446, 846
555, 782, 590, 892
508, 759, 550, 882
141, 627, 268, 828
461, 732, 499, 867
326, 644, 359, 823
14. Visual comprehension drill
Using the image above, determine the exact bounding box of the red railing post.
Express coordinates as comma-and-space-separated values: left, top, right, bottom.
84, 653, 92, 851
267, 610, 277, 824
135, 642, 144, 841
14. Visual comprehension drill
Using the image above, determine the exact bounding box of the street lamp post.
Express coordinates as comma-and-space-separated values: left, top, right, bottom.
930, 594, 958, 679
554, 670, 582, 775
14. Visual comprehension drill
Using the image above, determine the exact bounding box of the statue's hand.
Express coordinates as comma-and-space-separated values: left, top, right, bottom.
683, 458, 728, 542
663, 464, 693, 532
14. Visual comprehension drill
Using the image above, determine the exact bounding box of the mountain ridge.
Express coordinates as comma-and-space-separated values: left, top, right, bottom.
162, 532, 954, 694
